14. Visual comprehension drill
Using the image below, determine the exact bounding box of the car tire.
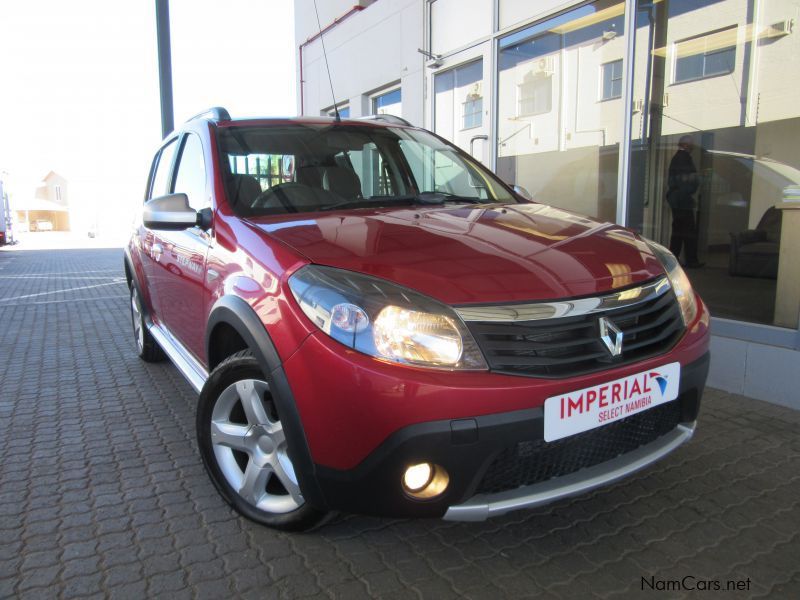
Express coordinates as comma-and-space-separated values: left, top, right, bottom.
196, 350, 329, 531
130, 286, 165, 362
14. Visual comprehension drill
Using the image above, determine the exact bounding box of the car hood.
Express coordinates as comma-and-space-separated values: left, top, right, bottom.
247, 203, 666, 305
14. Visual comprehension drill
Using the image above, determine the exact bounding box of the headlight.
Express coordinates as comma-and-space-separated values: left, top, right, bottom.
645, 240, 698, 326
288, 265, 488, 370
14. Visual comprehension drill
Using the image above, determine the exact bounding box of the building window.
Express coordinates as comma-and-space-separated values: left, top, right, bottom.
326, 105, 350, 118
517, 73, 553, 116
601, 60, 623, 100
228, 153, 294, 190
462, 93, 483, 130
497, 0, 626, 223
434, 59, 483, 143
674, 29, 736, 84
372, 88, 402, 116
54, 185, 62, 202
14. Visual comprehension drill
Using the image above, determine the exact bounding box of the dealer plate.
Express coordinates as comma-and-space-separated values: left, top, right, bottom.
543, 362, 681, 442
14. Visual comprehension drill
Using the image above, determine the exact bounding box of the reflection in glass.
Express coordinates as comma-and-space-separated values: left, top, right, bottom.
434, 60, 485, 158
601, 59, 624, 100
496, 0, 626, 222
626, 0, 800, 327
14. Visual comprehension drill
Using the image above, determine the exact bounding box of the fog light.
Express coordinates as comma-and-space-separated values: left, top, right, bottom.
402, 463, 449, 499
403, 463, 433, 492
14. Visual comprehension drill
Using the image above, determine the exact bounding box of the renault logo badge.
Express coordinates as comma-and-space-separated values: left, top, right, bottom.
599, 317, 623, 357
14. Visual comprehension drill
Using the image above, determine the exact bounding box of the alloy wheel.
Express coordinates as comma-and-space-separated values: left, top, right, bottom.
210, 379, 303, 513
130, 289, 144, 352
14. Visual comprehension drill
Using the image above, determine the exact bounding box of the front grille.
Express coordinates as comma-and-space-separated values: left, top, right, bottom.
477, 400, 682, 495
465, 283, 684, 379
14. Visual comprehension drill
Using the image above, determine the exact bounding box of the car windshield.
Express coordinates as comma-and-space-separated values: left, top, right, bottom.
216, 123, 519, 216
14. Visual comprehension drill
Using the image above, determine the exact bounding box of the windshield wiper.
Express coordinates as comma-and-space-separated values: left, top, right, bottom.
412, 192, 484, 205
320, 192, 485, 212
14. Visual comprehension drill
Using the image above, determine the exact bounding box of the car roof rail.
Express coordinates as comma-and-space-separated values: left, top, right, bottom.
186, 107, 231, 122
358, 114, 413, 127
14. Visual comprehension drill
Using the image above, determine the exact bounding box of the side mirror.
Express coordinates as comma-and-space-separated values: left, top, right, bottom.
143, 193, 198, 230
513, 185, 533, 201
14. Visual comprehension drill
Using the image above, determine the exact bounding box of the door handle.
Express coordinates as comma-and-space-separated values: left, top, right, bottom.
152, 243, 163, 262
470, 134, 488, 158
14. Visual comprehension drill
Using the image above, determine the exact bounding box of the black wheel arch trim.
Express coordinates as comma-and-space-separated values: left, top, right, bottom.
205, 295, 326, 509
123, 248, 151, 323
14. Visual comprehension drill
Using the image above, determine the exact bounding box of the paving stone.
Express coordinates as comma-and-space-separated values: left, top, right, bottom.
61, 571, 104, 599
16, 564, 61, 592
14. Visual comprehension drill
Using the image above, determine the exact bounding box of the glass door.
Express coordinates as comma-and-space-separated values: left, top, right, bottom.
626, 0, 800, 327
496, 0, 627, 221
430, 43, 492, 165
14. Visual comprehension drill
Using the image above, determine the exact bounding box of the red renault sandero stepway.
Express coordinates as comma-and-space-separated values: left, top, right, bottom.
124, 108, 710, 530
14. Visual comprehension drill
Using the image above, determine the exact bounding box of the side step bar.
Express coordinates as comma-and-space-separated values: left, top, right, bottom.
148, 323, 209, 393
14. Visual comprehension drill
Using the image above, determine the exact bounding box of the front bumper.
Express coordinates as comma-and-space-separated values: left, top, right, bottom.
444, 420, 695, 521
310, 352, 708, 519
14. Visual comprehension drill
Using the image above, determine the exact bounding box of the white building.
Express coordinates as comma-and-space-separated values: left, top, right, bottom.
295, 0, 800, 407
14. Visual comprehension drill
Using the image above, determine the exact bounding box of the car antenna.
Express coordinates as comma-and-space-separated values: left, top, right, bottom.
312, 0, 341, 122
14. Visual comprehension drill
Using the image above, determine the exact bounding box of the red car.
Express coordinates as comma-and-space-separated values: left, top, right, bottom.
125, 108, 710, 530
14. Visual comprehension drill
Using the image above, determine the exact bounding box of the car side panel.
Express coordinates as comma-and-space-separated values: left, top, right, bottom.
158, 229, 211, 360
157, 130, 213, 361
205, 212, 315, 366
140, 137, 181, 326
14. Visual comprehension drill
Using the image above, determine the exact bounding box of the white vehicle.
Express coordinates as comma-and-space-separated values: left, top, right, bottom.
32, 219, 54, 232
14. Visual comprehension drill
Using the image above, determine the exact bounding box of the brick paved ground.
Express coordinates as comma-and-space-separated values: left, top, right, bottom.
0, 247, 798, 599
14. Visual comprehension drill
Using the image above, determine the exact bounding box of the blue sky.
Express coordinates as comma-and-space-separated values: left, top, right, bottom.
0, 0, 295, 229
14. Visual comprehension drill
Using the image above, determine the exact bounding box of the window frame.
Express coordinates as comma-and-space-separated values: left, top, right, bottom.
147, 135, 180, 201
600, 59, 624, 101
462, 95, 483, 130
171, 132, 210, 211
517, 75, 553, 117
371, 86, 402, 116
325, 104, 350, 119
672, 28, 737, 85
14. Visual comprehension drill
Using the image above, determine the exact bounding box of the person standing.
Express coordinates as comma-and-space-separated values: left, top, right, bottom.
666, 135, 703, 267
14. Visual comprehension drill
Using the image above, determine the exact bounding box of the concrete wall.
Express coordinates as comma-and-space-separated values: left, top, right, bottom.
499, 0, 575, 30
709, 331, 800, 410
430, 0, 492, 54
295, 0, 425, 125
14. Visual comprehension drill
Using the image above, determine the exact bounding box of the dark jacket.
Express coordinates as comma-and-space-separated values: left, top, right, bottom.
666, 149, 698, 211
